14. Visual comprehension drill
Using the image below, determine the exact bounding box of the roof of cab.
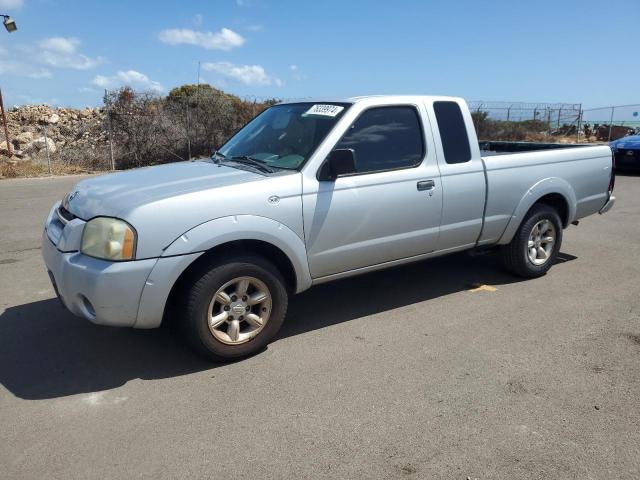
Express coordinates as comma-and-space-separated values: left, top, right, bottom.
278, 94, 464, 105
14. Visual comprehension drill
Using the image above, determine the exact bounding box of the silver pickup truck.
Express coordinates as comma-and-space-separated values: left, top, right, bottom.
42, 96, 615, 361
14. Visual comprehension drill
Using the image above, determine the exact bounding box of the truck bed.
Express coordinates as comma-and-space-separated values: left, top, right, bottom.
477, 143, 613, 245
479, 140, 593, 156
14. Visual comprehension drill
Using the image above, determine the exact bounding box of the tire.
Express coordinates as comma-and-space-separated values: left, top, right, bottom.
500, 203, 563, 278
182, 253, 288, 362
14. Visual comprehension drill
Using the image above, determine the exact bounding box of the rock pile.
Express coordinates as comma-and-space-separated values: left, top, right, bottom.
0, 104, 107, 165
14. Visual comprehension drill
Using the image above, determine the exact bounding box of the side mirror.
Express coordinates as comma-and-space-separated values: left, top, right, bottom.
318, 148, 357, 181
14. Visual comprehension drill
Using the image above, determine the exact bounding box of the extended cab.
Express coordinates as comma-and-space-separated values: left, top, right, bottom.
42, 96, 616, 360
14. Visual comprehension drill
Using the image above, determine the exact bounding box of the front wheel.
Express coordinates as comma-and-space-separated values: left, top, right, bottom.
500, 204, 563, 278
183, 254, 288, 362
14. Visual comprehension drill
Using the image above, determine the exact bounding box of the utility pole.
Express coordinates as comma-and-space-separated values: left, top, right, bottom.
0, 88, 12, 158
0, 14, 18, 158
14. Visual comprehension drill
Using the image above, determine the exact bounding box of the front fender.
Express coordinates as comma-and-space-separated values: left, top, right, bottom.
162, 215, 312, 293
497, 177, 576, 245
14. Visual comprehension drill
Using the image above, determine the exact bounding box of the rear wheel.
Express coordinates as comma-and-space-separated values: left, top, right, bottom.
500, 204, 563, 278
183, 254, 288, 361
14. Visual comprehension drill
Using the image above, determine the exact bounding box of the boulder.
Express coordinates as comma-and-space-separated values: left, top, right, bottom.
47, 113, 60, 124
13, 131, 34, 145
25, 136, 56, 154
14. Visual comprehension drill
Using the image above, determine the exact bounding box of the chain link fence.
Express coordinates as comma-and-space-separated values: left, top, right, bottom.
1, 87, 280, 177
469, 101, 640, 143
2, 92, 639, 178
580, 104, 640, 142
469, 101, 583, 142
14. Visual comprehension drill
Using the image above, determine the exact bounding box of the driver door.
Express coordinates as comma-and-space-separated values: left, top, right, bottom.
302, 104, 442, 279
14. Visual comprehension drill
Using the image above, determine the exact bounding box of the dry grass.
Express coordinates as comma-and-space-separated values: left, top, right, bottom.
0, 160, 98, 179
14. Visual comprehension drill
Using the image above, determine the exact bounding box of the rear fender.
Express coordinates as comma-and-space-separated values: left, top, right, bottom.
497, 177, 576, 245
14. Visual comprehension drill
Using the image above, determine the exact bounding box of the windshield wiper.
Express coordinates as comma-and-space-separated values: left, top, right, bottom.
230, 155, 275, 173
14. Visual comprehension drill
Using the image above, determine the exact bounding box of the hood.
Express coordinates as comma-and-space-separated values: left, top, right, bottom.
65, 160, 262, 219
611, 135, 640, 149
61, 159, 304, 259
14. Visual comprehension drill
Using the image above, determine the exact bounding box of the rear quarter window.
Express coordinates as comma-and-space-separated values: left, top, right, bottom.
433, 101, 472, 164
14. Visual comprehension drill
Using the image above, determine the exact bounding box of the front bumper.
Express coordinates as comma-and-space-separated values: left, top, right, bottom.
42, 202, 205, 329
42, 230, 157, 327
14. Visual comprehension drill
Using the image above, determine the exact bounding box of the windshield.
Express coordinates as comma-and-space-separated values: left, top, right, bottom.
218, 102, 350, 170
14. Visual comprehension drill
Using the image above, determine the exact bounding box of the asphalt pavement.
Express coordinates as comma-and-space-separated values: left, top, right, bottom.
1, 173, 639, 479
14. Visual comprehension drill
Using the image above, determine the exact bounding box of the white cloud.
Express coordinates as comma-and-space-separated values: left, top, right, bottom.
245, 24, 263, 32
158, 28, 244, 51
0, 60, 51, 78
91, 70, 164, 92
0, 35, 102, 79
0, 44, 47, 79
39, 36, 79, 54
37, 36, 104, 70
0, 0, 24, 10
0, 36, 102, 82
201, 61, 282, 87
290, 65, 298, 71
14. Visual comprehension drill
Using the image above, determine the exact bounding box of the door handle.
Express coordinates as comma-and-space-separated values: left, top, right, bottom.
417, 180, 435, 191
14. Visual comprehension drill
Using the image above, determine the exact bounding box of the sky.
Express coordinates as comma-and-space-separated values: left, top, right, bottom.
0, 0, 638, 109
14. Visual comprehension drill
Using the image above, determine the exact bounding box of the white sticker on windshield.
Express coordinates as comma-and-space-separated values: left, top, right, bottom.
304, 104, 344, 117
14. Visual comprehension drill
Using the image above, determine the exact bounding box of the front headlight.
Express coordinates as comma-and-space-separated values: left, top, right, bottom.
81, 217, 137, 261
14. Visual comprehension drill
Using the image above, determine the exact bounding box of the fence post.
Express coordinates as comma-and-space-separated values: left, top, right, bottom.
43, 125, 52, 175
185, 96, 192, 160
557, 108, 562, 130
576, 105, 583, 142
107, 109, 115, 170
506, 105, 511, 122
608, 107, 615, 142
